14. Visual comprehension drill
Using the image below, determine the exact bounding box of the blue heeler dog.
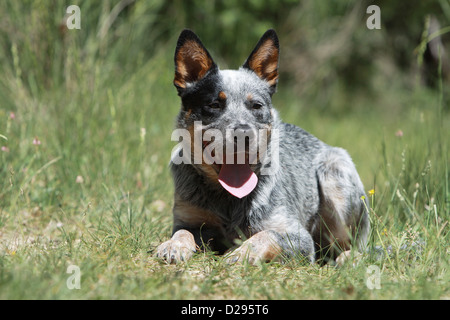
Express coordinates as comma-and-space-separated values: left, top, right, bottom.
156, 29, 369, 265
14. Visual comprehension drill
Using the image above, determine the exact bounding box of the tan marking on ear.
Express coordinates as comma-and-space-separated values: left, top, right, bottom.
174, 40, 214, 88
247, 39, 279, 86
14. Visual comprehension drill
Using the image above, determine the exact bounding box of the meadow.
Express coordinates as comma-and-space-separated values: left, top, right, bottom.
0, 1, 448, 299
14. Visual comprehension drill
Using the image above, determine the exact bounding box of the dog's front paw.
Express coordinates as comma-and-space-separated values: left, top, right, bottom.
225, 242, 263, 265
156, 239, 194, 264
225, 231, 282, 266
155, 230, 196, 264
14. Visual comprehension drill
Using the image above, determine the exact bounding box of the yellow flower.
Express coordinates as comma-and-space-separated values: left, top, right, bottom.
368, 189, 375, 196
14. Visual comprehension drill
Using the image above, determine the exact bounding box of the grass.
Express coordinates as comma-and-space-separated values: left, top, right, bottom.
0, 2, 449, 300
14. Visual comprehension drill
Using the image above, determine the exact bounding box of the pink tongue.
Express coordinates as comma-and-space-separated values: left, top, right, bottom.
218, 163, 258, 198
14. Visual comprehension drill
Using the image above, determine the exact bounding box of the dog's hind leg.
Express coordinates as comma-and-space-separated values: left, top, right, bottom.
312, 147, 370, 264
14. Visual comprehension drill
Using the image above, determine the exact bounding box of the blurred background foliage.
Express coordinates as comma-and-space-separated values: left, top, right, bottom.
0, 0, 448, 208
0, 0, 449, 113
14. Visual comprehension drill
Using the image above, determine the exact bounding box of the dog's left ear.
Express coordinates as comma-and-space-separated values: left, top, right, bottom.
242, 29, 279, 94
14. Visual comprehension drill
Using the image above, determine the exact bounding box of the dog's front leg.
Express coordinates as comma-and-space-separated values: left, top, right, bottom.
225, 230, 283, 265
156, 229, 197, 264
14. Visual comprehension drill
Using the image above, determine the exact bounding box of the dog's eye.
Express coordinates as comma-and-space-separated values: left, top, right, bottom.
208, 102, 221, 109
252, 103, 263, 110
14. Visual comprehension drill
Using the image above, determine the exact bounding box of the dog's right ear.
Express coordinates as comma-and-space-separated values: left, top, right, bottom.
242, 29, 279, 95
174, 29, 217, 95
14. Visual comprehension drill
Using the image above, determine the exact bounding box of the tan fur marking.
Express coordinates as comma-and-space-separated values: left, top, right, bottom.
226, 230, 282, 264
173, 197, 223, 229
316, 183, 352, 255
218, 91, 227, 101
247, 39, 279, 86
199, 163, 220, 181
186, 123, 221, 182
186, 123, 195, 155
314, 212, 351, 259
174, 40, 213, 88
248, 231, 282, 261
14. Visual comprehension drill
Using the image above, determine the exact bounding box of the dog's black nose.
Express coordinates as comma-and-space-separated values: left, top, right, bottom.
232, 124, 255, 150
233, 124, 252, 135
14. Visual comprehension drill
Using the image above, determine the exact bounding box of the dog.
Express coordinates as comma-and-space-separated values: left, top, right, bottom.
156, 29, 369, 265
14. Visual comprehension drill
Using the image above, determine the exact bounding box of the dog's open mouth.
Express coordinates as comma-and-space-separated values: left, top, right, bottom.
218, 159, 258, 199
202, 140, 258, 199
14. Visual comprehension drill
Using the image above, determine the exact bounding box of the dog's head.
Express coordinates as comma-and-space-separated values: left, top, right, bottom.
172, 29, 280, 198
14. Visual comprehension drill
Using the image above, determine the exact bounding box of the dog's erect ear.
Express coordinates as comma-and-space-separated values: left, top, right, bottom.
242, 29, 279, 93
174, 29, 217, 94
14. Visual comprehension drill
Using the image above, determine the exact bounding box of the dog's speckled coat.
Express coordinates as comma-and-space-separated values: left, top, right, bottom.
156, 29, 369, 265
